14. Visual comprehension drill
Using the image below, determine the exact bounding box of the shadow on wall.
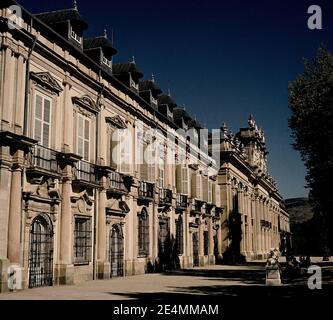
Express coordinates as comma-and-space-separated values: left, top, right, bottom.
146, 234, 180, 273
223, 210, 246, 264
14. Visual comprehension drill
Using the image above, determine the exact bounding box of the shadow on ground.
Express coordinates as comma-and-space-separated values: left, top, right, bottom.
109, 266, 333, 301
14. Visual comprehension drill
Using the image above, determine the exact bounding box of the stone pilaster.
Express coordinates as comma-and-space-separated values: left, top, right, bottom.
55, 165, 74, 285
97, 188, 109, 279
0, 146, 11, 292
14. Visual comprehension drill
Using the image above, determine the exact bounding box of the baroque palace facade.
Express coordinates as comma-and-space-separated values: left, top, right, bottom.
0, 1, 290, 291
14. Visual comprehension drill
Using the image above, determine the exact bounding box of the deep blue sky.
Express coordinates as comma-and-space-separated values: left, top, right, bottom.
18, 0, 333, 199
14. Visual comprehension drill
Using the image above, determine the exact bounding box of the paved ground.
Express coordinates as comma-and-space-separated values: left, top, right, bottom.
1, 262, 332, 300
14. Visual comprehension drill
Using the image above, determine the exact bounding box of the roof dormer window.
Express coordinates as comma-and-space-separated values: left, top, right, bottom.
71, 26, 82, 44
151, 95, 158, 107
102, 56, 112, 68
130, 78, 138, 91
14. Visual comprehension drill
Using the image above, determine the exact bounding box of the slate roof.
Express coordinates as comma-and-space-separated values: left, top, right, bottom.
173, 107, 192, 121
113, 62, 143, 78
158, 95, 177, 108
35, 8, 88, 30
83, 37, 117, 56
139, 80, 162, 95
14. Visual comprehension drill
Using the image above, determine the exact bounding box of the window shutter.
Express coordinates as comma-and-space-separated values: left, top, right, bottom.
208, 180, 212, 203
110, 128, 118, 169
196, 174, 201, 200
119, 130, 131, 174
34, 94, 51, 147
212, 182, 216, 204
191, 172, 197, 198
176, 164, 182, 193
182, 166, 188, 194
202, 176, 208, 202
77, 116, 84, 158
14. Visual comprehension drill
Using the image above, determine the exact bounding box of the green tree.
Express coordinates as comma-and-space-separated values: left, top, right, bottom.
289, 47, 333, 254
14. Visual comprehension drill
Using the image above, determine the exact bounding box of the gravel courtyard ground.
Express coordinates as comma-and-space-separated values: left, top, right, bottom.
1, 261, 332, 300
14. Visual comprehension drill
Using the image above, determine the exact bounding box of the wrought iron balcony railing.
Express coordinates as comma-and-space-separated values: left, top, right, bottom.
159, 188, 172, 205
30, 145, 59, 174
75, 160, 97, 185
138, 181, 154, 199
106, 171, 128, 193
176, 194, 187, 209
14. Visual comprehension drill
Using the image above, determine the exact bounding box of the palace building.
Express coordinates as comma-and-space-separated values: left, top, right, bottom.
0, 0, 290, 291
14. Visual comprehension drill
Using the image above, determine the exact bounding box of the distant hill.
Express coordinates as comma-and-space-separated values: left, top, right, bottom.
285, 197, 325, 256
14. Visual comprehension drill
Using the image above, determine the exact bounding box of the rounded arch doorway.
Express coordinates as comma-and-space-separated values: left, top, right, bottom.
28, 214, 54, 288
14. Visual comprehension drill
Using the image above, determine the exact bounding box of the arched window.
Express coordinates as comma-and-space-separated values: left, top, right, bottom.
176, 215, 184, 254
138, 208, 149, 256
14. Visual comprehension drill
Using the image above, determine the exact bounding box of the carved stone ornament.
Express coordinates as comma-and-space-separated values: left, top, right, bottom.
72, 95, 100, 114
30, 72, 63, 94
105, 115, 127, 129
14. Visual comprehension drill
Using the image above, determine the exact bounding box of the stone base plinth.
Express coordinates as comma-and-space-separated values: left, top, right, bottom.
55, 264, 74, 285
0, 259, 10, 293
97, 262, 110, 280
266, 267, 281, 286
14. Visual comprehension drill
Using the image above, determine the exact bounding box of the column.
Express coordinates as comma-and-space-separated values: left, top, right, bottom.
57, 167, 74, 285
208, 216, 214, 264
255, 197, 262, 256
0, 146, 11, 292
97, 188, 108, 279
7, 166, 22, 265
198, 218, 204, 266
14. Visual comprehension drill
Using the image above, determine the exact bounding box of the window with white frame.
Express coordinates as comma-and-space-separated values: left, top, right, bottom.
102, 55, 112, 68
34, 93, 52, 147
77, 114, 90, 161
70, 26, 82, 44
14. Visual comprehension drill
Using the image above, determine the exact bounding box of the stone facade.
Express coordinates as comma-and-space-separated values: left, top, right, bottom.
0, 1, 289, 292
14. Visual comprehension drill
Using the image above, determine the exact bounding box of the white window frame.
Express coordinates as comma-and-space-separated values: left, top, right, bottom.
34, 92, 52, 148
77, 113, 90, 161
102, 55, 112, 68
70, 26, 82, 44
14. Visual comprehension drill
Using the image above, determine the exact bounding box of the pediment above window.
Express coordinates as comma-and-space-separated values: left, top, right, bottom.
30, 72, 63, 94
105, 115, 127, 129
72, 95, 100, 114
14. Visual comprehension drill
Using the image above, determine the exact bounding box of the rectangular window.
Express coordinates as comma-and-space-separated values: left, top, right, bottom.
70, 26, 82, 44
74, 217, 92, 264
34, 93, 51, 147
77, 114, 90, 161
102, 56, 112, 68
158, 167, 164, 188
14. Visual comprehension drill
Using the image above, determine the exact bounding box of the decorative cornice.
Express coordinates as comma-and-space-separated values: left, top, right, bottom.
72, 95, 100, 114
105, 115, 127, 129
30, 72, 63, 94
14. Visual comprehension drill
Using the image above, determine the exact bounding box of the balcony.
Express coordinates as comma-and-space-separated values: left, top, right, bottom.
191, 199, 203, 214
106, 171, 128, 193
28, 145, 60, 176
159, 188, 172, 205
74, 160, 98, 185
176, 194, 187, 209
138, 181, 154, 200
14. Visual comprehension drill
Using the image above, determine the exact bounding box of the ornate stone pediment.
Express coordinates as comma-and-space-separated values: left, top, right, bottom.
72, 95, 100, 114
30, 72, 63, 94
106, 198, 130, 216
105, 115, 127, 129
71, 190, 93, 214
